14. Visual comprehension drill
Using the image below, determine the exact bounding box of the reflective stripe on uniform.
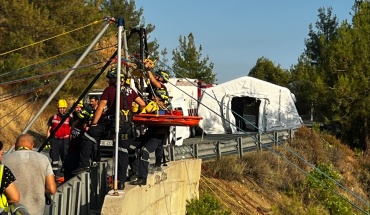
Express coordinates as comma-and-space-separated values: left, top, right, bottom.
84, 132, 97, 144
130, 145, 136, 150
118, 147, 128, 153
140, 147, 150, 162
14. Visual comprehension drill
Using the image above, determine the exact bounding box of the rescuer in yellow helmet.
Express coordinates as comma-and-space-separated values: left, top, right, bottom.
46, 99, 74, 175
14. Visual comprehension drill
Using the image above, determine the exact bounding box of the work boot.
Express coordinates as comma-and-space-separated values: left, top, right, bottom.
153, 165, 162, 172
118, 181, 125, 190
130, 177, 147, 186
127, 174, 138, 182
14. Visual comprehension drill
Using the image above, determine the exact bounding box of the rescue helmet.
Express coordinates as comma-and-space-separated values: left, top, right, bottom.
76, 100, 83, 108
78, 106, 94, 121
155, 71, 169, 83
106, 68, 125, 79
57, 99, 68, 108
124, 75, 131, 85
154, 88, 169, 101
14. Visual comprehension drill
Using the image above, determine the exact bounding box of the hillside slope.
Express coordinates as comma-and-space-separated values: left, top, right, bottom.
1, 96, 369, 215
199, 127, 370, 215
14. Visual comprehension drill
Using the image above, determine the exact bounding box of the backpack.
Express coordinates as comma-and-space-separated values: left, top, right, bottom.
0, 165, 9, 213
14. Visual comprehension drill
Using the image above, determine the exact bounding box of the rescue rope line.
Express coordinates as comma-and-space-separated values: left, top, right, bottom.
202, 164, 265, 214
0, 97, 34, 121
0, 96, 34, 131
199, 176, 237, 214
0, 61, 104, 87
0, 68, 100, 102
23, 95, 39, 130
0, 43, 116, 79
137, 50, 370, 213
0, 20, 102, 57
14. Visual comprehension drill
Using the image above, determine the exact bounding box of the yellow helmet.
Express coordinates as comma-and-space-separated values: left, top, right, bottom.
76, 100, 83, 107
57, 99, 68, 108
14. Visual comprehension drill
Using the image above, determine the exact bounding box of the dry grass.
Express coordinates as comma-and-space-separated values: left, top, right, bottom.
202, 126, 370, 214
0, 94, 60, 149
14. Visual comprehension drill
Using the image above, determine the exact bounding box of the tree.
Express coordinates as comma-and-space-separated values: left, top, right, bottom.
0, 0, 158, 100
304, 7, 339, 66
172, 33, 216, 84
297, 2, 370, 151
248, 57, 291, 87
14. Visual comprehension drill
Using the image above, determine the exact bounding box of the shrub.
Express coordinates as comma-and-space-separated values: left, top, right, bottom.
307, 163, 355, 215
186, 193, 231, 215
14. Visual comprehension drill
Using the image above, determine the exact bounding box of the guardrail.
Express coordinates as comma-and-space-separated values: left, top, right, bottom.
43, 130, 294, 214
164, 130, 294, 161
44, 162, 109, 215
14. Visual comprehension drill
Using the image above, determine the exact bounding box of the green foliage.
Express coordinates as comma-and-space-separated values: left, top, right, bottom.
248, 57, 291, 87
307, 163, 354, 215
311, 123, 322, 133
290, 2, 370, 151
186, 193, 231, 215
0, 0, 159, 101
172, 33, 216, 84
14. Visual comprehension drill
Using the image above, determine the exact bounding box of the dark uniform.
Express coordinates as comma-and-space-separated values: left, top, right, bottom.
64, 106, 93, 181
130, 71, 170, 185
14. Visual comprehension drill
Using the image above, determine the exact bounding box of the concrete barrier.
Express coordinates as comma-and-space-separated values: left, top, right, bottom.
101, 159, 201, 215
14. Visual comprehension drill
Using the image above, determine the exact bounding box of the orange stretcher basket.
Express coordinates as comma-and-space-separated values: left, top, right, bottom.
133, 114, 202, 127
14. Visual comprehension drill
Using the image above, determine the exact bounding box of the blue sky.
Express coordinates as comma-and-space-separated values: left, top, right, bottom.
134, 0, 354, 84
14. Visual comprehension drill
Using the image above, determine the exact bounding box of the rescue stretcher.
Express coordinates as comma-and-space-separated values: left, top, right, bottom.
132, 114, 202, 127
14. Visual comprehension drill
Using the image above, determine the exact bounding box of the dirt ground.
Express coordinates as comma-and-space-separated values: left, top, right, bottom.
200, 175, 280, 215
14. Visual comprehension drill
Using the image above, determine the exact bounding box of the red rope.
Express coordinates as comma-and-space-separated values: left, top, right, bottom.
201, 163, 266, 215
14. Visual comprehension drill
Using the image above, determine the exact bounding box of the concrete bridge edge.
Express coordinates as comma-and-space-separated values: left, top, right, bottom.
101, 159, 202, 215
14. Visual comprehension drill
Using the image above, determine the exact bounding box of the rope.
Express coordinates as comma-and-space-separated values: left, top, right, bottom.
199, 177, 236, 215
0, 61, 105, 87
0, 67, 102, 102
0, 97, 34, 121
0, 43, 116, 80
130, 49, 370, 213
202, 164, 265, 214
23, 94, 39, 130
0, 20, 102, 57
0, 96, 34, 131
201, 175, 249, 214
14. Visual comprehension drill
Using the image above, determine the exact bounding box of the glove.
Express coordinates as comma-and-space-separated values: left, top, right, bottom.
45, 142, 51, 151
45, 194, 52, 205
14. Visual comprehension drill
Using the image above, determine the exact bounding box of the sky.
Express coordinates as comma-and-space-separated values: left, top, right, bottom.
134, 0, 354, 84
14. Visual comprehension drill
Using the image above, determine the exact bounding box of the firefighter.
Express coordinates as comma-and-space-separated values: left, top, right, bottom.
130, 63, 171, 186
89, 95, 99, 112
64, 105, 93, 181
72, 100, 84, 121
73, 68, 145, 189
46, 99, 74, 175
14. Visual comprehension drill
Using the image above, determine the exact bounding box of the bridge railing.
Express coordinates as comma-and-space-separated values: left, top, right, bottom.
44, 161, 109, 215
166, 130, 295, 161
42, 130, 295, 214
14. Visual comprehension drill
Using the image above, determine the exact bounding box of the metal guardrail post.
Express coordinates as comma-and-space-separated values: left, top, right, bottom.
237, 137, 243, 159
169, 145, 175, 161
289, 129, 293, 141
90, 166, 98, 210
192, 143, 198, 159
215, 142, 221, 160
274, 132, 278, 146
256, 134, 261, 151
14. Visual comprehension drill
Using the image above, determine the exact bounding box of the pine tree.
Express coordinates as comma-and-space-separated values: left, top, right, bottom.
248, 57, 291, 87
172, 33, 216, 84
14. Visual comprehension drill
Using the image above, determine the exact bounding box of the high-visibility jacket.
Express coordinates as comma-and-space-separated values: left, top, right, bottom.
51, 114, 71, 138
